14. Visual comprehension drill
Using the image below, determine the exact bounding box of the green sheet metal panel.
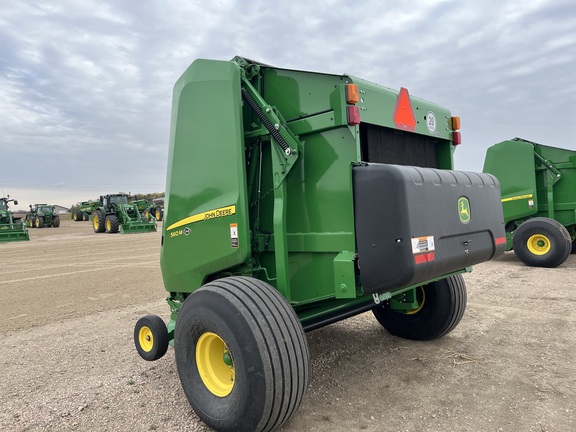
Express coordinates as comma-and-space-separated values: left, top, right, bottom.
348, 76, 454, 142
532, 142, 576, 227
253, 68, 358, 305
483, 139, 538, 224
161, 59, 250, 293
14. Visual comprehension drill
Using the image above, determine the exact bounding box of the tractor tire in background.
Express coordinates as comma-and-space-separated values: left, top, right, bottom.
512, 217, 571, 267
372, 274, 467, 341
134, 315, 169, 361
174, 276, 310, 432
83, 212, 90, 221
27, 217, 35, 228
35, 216, 44, 228
92, 210, 106, 233
52, 216, 60, 227
155, 208, 163, 221
73, 211, 83, 222
105, 215, 120, 233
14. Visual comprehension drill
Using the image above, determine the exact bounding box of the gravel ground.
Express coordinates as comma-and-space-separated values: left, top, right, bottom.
1, 219, 575, 431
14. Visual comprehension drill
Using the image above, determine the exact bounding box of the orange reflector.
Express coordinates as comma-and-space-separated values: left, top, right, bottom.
453, 131, 461, 145
346, 84, 360, 104
393, 87, 416, 132
452, 116, 461, 130
347, 105, 360, 125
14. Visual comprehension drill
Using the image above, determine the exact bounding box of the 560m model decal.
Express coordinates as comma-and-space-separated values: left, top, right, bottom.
166, 205, 236, 231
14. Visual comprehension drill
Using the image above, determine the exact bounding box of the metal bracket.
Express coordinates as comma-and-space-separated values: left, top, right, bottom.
372, 291, 392, 305
240, 77, 301, 188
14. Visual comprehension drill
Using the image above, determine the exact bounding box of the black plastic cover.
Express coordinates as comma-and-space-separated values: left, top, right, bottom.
353, 163, 505, 294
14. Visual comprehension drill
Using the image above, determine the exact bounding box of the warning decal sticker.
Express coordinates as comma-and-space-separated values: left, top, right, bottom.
230, 223, 239, 248
411, 236, 435, 254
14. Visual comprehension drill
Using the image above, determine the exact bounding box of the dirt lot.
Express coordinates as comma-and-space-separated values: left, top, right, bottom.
1, 219, 575, 432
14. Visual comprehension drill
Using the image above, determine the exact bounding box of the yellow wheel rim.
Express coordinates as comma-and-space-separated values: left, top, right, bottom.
106, 219, 111, 231
138, 326, 154, 352
93, 215, 99, 230
155, 209, 161, 219
35, 219, 40, 228
527, 234, 550, 255
196, 332, 235, 397
405, 286, 426, 315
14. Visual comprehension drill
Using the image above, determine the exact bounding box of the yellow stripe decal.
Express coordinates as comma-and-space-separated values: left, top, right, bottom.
167, 205, 236, 231
501, 194, 533, 203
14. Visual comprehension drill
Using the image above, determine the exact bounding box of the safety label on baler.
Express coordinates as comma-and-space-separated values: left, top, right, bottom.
230, 223, 239, 248
411, 236, 435, 254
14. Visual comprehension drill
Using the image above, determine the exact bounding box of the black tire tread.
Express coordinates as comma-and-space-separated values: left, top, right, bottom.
134, 315, 169, 361
207, 277, 309, 432
175, 276, 309, 432
513, 217, 571, 267
106, 215, 120, 233
373, 274, 467, 341
93, 210, 105, 233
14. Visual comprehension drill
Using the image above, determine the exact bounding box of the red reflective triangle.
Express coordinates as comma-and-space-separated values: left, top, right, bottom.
393, 87, 416, 132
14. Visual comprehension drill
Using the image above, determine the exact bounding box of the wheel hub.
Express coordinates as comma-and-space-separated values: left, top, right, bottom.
138, 326, 154, 352
527, 234, 550, 255
196, 332, 235, 397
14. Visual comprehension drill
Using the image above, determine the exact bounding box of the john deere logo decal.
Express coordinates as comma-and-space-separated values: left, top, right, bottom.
458, 197, 471, 224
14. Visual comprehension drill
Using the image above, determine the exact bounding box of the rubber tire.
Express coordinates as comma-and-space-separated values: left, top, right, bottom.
52, 216, 60, 227
92, 210, 106, 233
36, 216, 44, 228
73, 211, 82, 221
105, 215, 120, 233
372, 274, 467, 341
175, 276, 310, 432
83, 212, 90, 221
28, 216, 35, 228
155, 208, 163, 221
512, 217, 571, 267
134, 315, 169, 361
571, 239, 576, 254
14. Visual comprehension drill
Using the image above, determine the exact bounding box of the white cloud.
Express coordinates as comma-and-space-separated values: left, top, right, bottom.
1, 0, 575, 210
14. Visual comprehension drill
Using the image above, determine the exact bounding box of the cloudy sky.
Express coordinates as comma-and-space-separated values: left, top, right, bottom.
1, 0, 575, 210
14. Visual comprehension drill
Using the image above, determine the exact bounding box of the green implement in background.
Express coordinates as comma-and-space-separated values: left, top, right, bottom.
90, 193, 156, 234
0, 197, 29, 242
484, 137, 576, 267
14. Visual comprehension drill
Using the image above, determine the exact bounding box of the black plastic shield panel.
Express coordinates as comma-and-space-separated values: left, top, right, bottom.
352, 164, 505, 294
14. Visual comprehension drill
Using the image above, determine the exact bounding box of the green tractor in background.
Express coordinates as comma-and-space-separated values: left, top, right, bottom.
91, 193, 157, 234
130, 197, 164, 221
26, 204, 60, 228
72, 200, 99, 221
0, 196, 29, 242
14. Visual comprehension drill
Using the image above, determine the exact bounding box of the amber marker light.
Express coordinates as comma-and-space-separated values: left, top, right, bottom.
346, 84, 360, 104
452, 116, 461, 130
